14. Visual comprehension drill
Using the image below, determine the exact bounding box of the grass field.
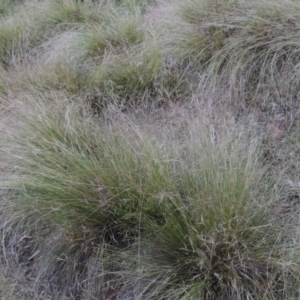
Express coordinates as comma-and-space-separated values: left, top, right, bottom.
1, 0, 300, 299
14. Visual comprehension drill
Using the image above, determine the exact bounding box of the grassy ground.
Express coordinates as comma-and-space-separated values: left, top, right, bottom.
1, 0, 300, 299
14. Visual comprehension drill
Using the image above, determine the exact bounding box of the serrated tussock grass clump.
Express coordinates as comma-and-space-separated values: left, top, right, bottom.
162, 0, 238, 66
103, 49, 161, 98
43, 0, 103, 28
0, 0, 187, 106
85, 46, 162, 104
137, 131, 300, 299
0, 98, 176, 296
2, 98, 172, 240
0, 0, 85, 66
2, 99, 300, 298
0, 0, 25, 13
0, 0, 21, 16
0, 0, 105, 67
0, 12, 30, 64
2, 0, 300, 298
72, 10, 144, 61
37, 61, 88, 95
168, 0, 300, 105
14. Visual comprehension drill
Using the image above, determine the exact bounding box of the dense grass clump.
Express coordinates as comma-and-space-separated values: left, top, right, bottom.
138, 133, 300, 299
0, 97, 174, 297
0, 10, 35, 65
165, 0, 300, 106
73, 11, 144, 60
2, 0, 300, 299
3, 101, 167, 236
43, 0, 103, 27
100, 49, 161, 100
0, 0, 20, 16
1, 97, 300, 298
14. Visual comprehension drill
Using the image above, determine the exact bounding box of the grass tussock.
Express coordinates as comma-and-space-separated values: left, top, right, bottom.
73, 11, 144, 60
38, 61, 87, 95
2, 98, 170, 240
1, 98, 173, 297
99, 48, 161, 100
43, 0, 103, 28
139, 132, 299, 299
0, 1, 63, 66
1, 0, 300, 299
0, 11, 33, 65
169, 0, 300, 106
0, 0, 22, 16
1, 97, 300, 298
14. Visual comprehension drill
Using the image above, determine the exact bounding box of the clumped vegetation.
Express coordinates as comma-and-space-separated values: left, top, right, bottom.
1, 0, 300, 299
